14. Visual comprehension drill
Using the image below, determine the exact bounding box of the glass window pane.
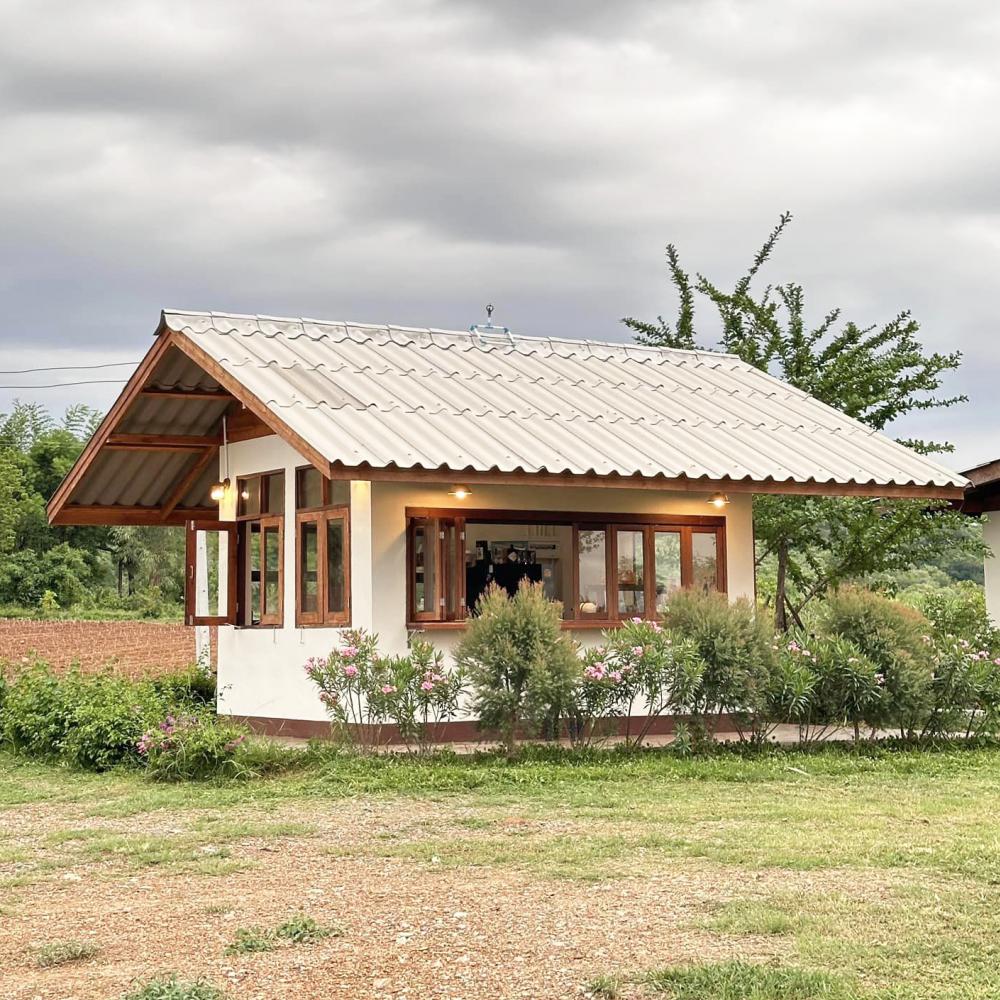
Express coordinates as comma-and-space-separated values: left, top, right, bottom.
299, 520, 318, 613
413, 522, 436, 615
464, 523, 572, 617
616, 529, 645, 616
263, 524, 281, 614
192, 529, 221, 617
326, 517, 346, 615
692, 532, 719, 592
445, 523, 459, 618
296, 468, 323, 510
654, 531, 682, 612
264, 472, 285, 515
248, 522, 261, 624
238, 477, 260, 518
577, 529, 607, 617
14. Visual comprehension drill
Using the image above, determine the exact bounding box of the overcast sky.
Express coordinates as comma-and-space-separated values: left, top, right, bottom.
1, 0, 997, 468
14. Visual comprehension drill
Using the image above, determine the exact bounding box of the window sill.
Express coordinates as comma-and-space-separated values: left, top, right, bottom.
406, 619, 625, 632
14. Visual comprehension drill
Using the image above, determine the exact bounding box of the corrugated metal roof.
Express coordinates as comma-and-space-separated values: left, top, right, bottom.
159, 310, 967, 490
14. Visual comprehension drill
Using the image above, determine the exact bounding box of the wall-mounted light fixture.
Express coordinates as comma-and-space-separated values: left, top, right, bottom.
448, 485, 472, 500
707, 491, 730, 508
210, 416, 231, 503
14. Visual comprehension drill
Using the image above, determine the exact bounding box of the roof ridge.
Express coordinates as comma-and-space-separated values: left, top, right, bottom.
160, 308, 741, 362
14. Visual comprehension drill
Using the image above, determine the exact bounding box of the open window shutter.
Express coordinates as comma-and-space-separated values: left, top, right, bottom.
185, 520, 238, 625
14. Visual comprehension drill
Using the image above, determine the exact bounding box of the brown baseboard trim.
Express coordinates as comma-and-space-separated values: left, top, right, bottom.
228, 713, 741, 744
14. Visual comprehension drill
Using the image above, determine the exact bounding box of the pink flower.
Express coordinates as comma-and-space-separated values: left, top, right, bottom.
609, 670, 623, 683
651, 622, 663, 633
420, 680, 435, 691
630, 616, 643, 624
631, 645, 644, 657
993, 658, 1000, 666
381, 684, 397, 694
341, 645, 359, 659
584, 663, 606, 681
343, 664, 359, 678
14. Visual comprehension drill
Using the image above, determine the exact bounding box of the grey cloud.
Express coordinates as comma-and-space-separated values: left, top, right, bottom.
0, 0, 998, 467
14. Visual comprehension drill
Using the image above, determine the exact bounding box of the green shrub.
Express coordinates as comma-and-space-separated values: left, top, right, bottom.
1, 663, 77, 758
822, 586, 934, 737
120, 976, 224, 1000
151, 665, 217, 708
138, 712, 251, 781
61, 674, 164, 771
663, 590, 776, 740
457, 582, 579, 755
903, 581, 1000, 652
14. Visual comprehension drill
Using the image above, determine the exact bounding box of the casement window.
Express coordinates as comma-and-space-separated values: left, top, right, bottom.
184, 520, 237, 626
405, 509, 725, 626
236, 471, 285, 626
294, 467, 350, 626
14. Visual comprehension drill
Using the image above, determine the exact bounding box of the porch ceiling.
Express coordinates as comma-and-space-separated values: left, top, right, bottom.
47, 340, 271, 526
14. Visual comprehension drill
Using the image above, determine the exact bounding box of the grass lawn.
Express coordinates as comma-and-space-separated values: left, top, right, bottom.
1, 746, 999, 999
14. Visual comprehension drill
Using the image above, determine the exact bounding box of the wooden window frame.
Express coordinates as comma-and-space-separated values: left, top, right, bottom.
405, 507, 725, 629
295, 505, 351, 627
237, 469, 285, 520
184, 520, 238, 625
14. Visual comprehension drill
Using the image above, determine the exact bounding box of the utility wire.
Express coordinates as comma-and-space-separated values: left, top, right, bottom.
0, 360, 139, 374
0, 379, 129, 390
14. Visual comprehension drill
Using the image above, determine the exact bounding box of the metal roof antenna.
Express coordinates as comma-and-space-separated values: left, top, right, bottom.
470, 303, 514, 346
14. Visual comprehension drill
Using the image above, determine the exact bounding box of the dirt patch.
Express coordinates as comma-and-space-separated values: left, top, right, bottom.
0, 796, 896, 1000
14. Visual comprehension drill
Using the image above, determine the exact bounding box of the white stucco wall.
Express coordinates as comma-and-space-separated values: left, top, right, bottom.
213, 435, 757, 724
983, 514, 1000, 624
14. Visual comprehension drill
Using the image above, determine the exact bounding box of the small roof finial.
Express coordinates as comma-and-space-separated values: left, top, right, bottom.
486, 303, 494, 320
469, 302, 513, 345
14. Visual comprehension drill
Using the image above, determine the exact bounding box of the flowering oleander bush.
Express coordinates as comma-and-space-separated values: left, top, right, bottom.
137, 712, 250, 781
572, 618, 704, 746
304, 629, 466, 751
821, 586, 934, 738
769, 633, 883, 745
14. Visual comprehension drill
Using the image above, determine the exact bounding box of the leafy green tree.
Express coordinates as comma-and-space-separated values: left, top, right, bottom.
0, 401, 184, 614
624, 213, 981, 628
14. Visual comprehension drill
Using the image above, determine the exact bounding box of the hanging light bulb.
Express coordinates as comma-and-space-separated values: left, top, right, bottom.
448, 485, 472, 500
211, 416, 232, 503
708, 491, 730, 508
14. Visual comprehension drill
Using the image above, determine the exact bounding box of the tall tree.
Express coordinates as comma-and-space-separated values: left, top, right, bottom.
624, 213, 980, 628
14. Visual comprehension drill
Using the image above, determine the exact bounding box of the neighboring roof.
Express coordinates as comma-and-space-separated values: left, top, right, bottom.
158, 309, 966, 491
47, 308, 968, 525
960, 459, 1000, 513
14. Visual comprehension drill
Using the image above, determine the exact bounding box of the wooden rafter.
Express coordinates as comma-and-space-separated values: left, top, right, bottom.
50, 505, 218, 526
160, 446, 219, 521
140, 388, 231, 401
105, 433, 220, 451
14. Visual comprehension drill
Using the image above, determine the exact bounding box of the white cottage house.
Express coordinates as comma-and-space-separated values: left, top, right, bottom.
48, 310, 969, 738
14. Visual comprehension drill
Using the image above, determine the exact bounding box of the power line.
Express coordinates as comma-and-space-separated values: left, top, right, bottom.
0, 360, 139, 374
0, 379, 129, 390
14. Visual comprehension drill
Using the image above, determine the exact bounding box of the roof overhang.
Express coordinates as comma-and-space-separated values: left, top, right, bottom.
47, 312, 968, 528
47, 325, 331, 527
324, 462, 966, 500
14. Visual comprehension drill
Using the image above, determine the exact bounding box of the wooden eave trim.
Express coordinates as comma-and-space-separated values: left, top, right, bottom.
331, 462, 966, 500
166, 330, 331, 477
51, 505, 218, 526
